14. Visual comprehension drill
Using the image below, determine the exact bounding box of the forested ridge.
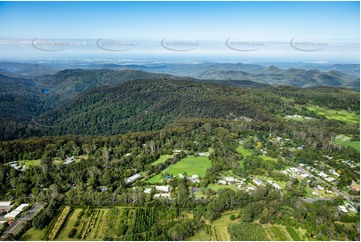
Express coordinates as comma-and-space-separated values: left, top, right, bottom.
0, 69, 359, 140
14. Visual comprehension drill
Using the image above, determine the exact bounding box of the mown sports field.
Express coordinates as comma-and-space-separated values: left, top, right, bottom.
146, 156, 212, 183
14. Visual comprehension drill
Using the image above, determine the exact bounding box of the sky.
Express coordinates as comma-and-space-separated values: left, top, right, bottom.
0, 1, 359, 62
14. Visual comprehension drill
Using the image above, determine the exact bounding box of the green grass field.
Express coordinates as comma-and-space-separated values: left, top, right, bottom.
207, 184, 238, 192
334, 134, 360, 151
17, 159, 42, 167
146, 156, 212, 183
20, 227, 46, 241
150, 155, 173, 166
260, 154, 278, 161
236, 144, 253, 158
306, 106, 359, 124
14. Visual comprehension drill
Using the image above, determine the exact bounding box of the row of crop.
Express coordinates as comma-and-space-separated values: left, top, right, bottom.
286, 226, 302, 241
268, 226, 288, 241
47, 206, 72, 240
228, 223, 269, 241
133, 207, 156, 234
42, 205, 66, 240
80, 209, 100, 239
92, 209, 106, 238
104, 208, 119, 236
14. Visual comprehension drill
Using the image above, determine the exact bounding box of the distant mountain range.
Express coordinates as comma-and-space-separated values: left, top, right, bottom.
1, 61, 359, 90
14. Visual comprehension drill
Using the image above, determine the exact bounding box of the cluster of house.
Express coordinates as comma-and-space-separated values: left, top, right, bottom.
284, 167, 309, 180
311, 185, 333, 196
8, 162, 26, 172
2, 203, 29, 220
341, 159, 356, 168
338, 203, 357, 214
304, 166, 339, 183
217, 177, 247, 190
144, 185, 170, 198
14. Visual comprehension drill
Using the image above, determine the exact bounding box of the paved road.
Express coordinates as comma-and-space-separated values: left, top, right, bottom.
296, 166, 351, 201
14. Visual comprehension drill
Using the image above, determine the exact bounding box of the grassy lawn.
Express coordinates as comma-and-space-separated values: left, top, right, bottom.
207, 184, 238, 192
306, 106, 359, 124
334, 134, 360, 151
146, 156, 212, 184
20, 227, 46, 240
150, 155, 173, 166
305, 187, 316, 198
260, 154, 278, 161
236, 144, 253, 158
17, 159, 42, 167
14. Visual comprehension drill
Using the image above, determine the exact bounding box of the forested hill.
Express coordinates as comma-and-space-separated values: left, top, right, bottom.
0, 68, 359, 140
29, 78, 276, 136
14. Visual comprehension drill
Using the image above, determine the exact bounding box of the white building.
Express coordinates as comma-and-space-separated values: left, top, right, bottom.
325, 177, 336, 183
64, 156, 75, 165
318, 171, 328, 178
125, 174, 141, 184
179, 174, 185, 179
4, 203, 29, 219
337, 205, 348, 214
198, 152, 209, 157
0, 202, 12, 207
155, 186, 170, 193
267, 180, 282, 190
218, 180, 227, 185
253, 178, 263, 186
144, 188, 152, 194
316, 185, 325, 191
224, 177, 235, 183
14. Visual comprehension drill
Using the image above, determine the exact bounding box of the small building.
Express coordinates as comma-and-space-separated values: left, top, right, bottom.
155, 186, 170, 193
253, 178, 263, 186
300, 173, 309, 179
224, 177, 235, 183
100, 186, 108, 192
325, 177, 336, 183
4, 203, 29, 219
316, 185, 325, 191
337, 205, 348, 214
179, 174, 184, 179
144, 188, 152, 194
267, 180, 282, 190
198, 152, 209, 157
0, 202, 12, 207
312, 191, 320, 196
318, 172, 328, 178
188, 175, 200, 183
64, 156, 75, 165
346, 203, 357, 213
218, 180, 227, 185
125, 173, 141, 184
